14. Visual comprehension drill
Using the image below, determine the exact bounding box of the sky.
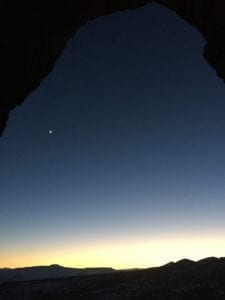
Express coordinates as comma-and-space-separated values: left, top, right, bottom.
1, 3, 225, 269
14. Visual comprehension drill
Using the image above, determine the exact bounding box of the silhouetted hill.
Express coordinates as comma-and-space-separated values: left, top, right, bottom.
0, 265, 114, 282
1, 257, 225, 299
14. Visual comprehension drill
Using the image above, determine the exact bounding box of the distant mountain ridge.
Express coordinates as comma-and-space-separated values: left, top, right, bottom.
1, 257, 225, 299
165, 256, 225, 269
1, 257, 225, 283
0, 264, 114, 282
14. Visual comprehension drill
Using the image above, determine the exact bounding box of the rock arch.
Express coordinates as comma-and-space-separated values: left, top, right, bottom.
0, 0, 225, 136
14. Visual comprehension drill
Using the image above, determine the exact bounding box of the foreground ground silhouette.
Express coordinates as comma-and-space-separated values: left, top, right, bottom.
1, 257, 225, 299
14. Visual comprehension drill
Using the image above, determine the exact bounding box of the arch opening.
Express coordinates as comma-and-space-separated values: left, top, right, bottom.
1, 3, 225, 269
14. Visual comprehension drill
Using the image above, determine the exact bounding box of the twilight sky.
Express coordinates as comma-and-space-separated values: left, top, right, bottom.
1, 3, 225, 269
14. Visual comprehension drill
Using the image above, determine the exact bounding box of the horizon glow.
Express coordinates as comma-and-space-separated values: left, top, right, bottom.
2, 234, 225, 269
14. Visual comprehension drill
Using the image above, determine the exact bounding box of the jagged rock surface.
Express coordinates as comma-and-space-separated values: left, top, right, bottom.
0, 0, 225, 136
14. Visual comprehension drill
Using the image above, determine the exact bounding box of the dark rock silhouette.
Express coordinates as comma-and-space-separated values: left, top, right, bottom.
0, 0, 225, 136
1, 257, 225, 299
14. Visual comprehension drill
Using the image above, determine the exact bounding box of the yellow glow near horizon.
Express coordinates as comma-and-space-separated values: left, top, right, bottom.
2, 235, 225, 269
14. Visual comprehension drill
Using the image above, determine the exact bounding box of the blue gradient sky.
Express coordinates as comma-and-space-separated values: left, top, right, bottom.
1, 3, 225, 268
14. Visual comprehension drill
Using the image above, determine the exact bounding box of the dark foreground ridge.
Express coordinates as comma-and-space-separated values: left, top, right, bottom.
1, 257, 225, 299
0, 0, 225, 136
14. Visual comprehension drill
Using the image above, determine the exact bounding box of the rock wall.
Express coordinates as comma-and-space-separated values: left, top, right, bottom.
0, 0, 225, 136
